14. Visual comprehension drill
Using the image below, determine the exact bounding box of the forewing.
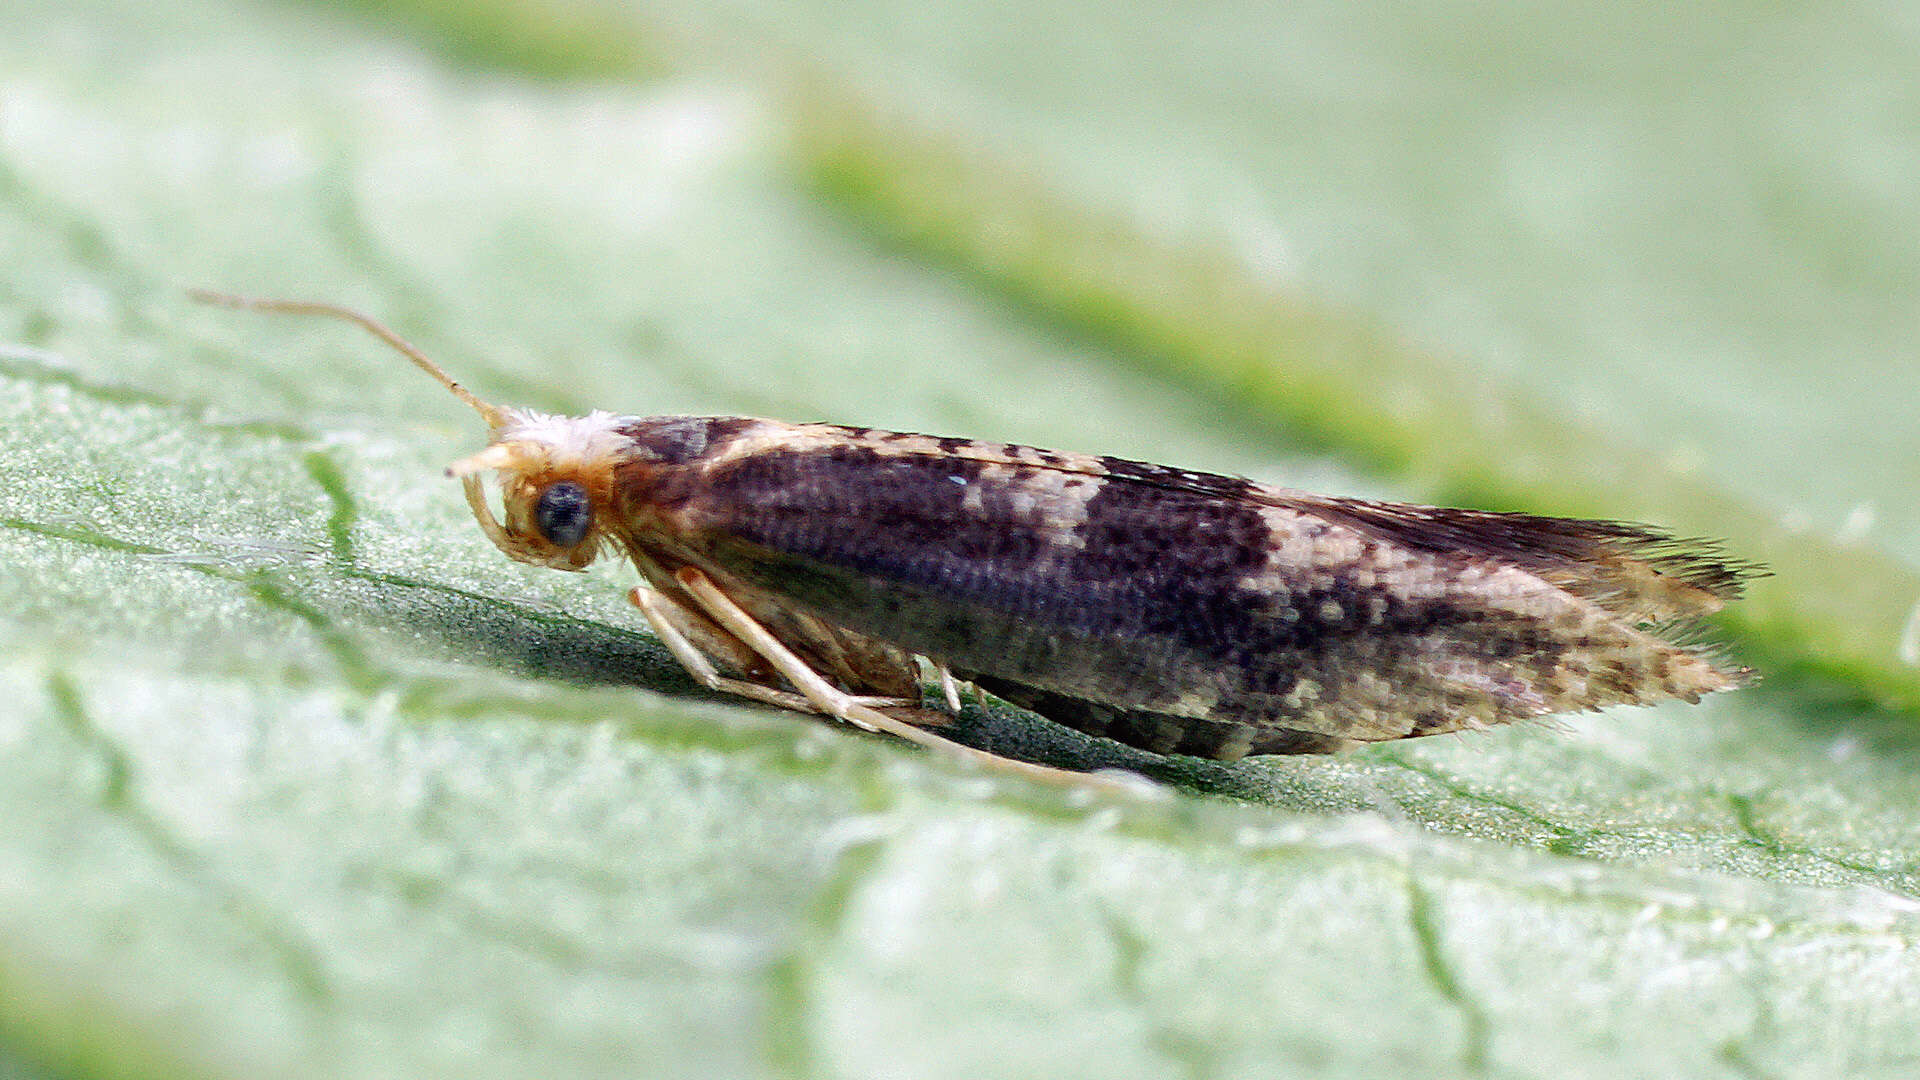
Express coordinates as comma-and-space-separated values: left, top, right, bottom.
619, 420, 1750, 748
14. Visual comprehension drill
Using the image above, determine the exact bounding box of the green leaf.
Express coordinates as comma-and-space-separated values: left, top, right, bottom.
3, 1, 1918, 1078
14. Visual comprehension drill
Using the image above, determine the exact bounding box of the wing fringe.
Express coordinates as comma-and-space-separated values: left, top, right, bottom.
1280, 495, 1765, 624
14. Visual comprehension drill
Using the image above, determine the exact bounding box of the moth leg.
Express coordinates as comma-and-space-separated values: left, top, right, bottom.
671, 568, 1141, 791
670, 569, 936, 731
627, 586, 861, 724
937, 664, 965, 713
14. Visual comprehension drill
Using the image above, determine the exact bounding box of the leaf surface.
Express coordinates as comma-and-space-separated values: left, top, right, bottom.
2, 1, 1917, 1078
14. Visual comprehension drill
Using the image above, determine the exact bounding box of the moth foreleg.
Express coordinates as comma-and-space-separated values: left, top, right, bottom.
937, 664, 966, 714
666, 570, 933, 731
668, 568, 1140, 792
627, 586, 853, 722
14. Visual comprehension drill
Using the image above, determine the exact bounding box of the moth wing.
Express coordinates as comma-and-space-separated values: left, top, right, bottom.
626, 422, 1756, 753
1248, 490, 1762, 625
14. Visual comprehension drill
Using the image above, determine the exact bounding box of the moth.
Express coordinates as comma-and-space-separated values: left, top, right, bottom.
196, 292, 1759, 782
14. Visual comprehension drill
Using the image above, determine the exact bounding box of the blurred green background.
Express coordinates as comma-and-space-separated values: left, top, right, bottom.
3, 1, 1918, 1077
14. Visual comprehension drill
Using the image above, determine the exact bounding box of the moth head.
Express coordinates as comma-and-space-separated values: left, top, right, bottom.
446, 410, 631, 572
188, 290, 624, 572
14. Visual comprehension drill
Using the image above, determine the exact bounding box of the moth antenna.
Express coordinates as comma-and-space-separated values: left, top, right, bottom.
189, 289, 507, 428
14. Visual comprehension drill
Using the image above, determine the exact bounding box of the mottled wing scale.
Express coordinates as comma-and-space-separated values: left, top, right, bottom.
610, 417, 1755, 759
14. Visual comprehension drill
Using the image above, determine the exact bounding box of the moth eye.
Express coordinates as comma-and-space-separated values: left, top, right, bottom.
533, 481, 593, 547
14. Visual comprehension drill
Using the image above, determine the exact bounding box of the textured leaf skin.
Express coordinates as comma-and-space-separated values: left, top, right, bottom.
1, 1, 1917, 1079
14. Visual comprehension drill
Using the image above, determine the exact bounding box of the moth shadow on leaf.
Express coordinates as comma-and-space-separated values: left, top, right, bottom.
340, 575, 699, 693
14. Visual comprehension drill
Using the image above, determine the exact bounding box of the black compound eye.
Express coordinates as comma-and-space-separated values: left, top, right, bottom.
533, 481, 593, 547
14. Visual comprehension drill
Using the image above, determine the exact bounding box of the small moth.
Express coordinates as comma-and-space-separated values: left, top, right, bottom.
196, 292, 1759, 780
